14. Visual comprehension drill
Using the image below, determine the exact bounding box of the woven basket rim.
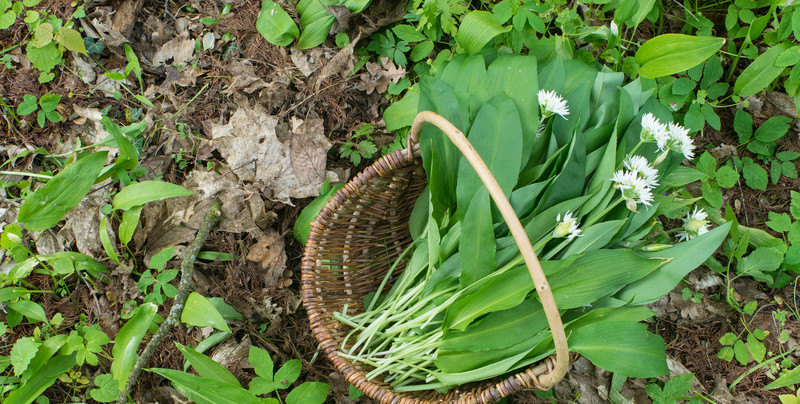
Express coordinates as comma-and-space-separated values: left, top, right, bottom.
301, 147, 564, 404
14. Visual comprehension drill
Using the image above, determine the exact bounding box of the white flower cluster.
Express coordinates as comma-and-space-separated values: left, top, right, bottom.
538, 90, 570, 119
640, 113, 695, 161
554, 211, 582, 241
677, 207, 710, 241
612, 155, 658, 212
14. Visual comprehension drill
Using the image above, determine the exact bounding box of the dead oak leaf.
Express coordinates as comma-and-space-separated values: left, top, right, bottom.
245, 230, 287, 287
357, 58, 406, 94
153, 31, 195, 68
209, 103, 332, 202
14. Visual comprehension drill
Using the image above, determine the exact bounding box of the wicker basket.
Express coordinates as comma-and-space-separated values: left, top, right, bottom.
301, 112, 569, 403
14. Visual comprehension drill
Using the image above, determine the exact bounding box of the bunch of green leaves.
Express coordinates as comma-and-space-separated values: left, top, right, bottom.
147, 344, 330, 404
256, 0, 371, 49
645, 372, 697, 404
717, 313, 769, 366
137, 247, 178, 305
719, 1, 800, 110
339, 123, 377, 165
333, 51, 731, 391
15, 93, 62, 128
656, 57, 728, 133
1, 0, 88, 82
664, 151, 739, 210
731, 109, 796, 191
100, 44, 152, 107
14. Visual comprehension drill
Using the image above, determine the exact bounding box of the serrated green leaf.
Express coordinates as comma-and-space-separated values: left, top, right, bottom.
777, 46, 800, 67
635, 34, 724, 78
27, 41, 61, 72
701, 103, 721, 130
742, 162, 768, 191
18, 152, 108, 231
716, 166, 739, 188
754, 116, 792, 143
410, 40, 434, 62
248, 346, 274, 382
393, 25, 426, 42
113, 181, 193, 211
5, 353, 75, 404
701, 181, 723, 208
767, 212, 792, 233
256, 1, 299, 47
10, 337, 40, 376
683, 103, 705, 132
734, 109, 753, 142
671, 77, 696, 95
181, 292, 231, 333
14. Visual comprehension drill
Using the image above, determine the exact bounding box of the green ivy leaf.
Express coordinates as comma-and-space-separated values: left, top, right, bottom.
90, 373, 119, 402
16, 94, 38, 116
26, 41, 61, 72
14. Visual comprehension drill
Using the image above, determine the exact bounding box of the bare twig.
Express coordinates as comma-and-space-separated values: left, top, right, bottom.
116, 198, 223, 404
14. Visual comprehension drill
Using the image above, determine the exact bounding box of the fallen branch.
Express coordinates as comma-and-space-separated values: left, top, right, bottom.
116, 198, 223, 404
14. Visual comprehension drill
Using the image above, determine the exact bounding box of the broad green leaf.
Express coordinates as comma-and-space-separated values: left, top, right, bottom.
119, 206, 142, 245
458, 191, 495, 287
146, 368, 260, 404
181, 292, 231, 332
16, 94, 38, 115
635, 34, 724, 78
792, 191, 800, 220
274, 359, 302, 389
37, 93, 60, 112
18, 152, 108, 231
383, 87, 419, 131
5, 353, 75, 404
486, 55, 538, 168
410, 40, 434, 62
441, 299, 546, 352
548, 249, 664, 309
296, 15, 334, 49
456, 11, 511, 55
111, 302, 157, 390
743, 162, 768, 191
0, 287, 36, 302
747, 333, 766, 363
734, 109, 753, 142
26, 41, 61, 72
777, 46, 800, 67
7, 300, 46, 323
737, 247, 782, 282
716, 166, 740, 188
293, 182, 344, 244
10, 337, 40, 376
55, 27, 87, 54
765, 364, 800, 390
701, 181, 723, 209
735, 42, 794, 97
256, 1, 299, 46
285, 382, 331, 404
616, 222, 732, 304
561, 220, 626, 257
570, 321, 668, 378
99, 216, 120, 265
113, 181, 193, 211
176, 343, 238, 385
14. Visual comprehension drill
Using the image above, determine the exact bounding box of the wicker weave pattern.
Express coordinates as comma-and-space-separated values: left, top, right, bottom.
301, 148, 556, 404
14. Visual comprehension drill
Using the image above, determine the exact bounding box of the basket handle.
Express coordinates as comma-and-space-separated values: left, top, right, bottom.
405, 111, 569, 388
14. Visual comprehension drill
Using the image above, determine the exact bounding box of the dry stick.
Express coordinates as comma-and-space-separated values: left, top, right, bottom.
116, 198, 223, 404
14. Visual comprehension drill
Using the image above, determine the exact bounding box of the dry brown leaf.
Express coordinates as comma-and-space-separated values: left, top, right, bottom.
153, 31, 195, 67
57, 185, 112, 260
222, 61, 270, 95
290, 48, 333, 77
246, 230, 287, 287
357, 58, 406, 94
209, 102, 333, 202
